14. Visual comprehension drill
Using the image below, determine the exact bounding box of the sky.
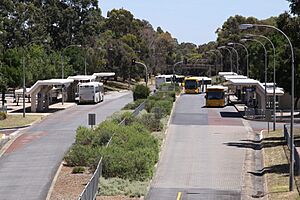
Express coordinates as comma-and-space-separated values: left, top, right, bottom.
99, 0, 291, 45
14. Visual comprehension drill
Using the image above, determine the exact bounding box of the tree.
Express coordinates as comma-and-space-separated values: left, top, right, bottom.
287, 0, 300, 15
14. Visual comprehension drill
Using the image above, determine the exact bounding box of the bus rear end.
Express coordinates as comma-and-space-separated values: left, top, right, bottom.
205, 87, 227, 107
79, 84, 95, 103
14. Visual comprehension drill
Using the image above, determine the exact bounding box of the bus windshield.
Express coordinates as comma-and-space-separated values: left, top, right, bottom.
185, 80, 198, 89
207, 91, 224, 100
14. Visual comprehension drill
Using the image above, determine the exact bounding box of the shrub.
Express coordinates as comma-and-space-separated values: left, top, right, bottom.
145, 99, 156, 113
102, 123, 159, 181
151, 100, 173, 116
72, 166, 85, 174
65, 144, 103, 169
75, 126, 94, 145
148, 91, 174, 102
0, 112, 7, 120
65, 145, 94, 167
137, 113, 162, 131
92, 120, 119, 146
133, 84, 150, 101
146, 99, 173, 117
123, 99, 145, 110
103, 147, 158, 181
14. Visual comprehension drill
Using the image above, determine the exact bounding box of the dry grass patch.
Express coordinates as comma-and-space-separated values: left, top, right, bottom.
263, 129, 299, 200
0, 115, 42, 128
49, 165, 92, 200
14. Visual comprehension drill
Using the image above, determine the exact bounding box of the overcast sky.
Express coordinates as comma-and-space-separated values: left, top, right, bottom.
99, 0, 291, 45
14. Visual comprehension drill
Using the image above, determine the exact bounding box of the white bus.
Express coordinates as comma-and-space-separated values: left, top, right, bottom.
78, 82, 104, 104
155, 74, 173, 89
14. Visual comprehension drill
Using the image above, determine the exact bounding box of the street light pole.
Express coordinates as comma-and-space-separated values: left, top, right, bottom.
135, 61, 148, 87
240, 23, 295, 191
226, 46, 239, 74
246, 34, 277, 131
218, 46, 233, 72
210, 49, 223, 72
228, 42, 249, 77
241, 38, 268, 113
173, 60, 184, 90
22, 56, 25, 118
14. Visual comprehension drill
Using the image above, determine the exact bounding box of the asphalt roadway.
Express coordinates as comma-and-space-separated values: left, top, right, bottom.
147, 93, 255, 200
0, 91, 132, 200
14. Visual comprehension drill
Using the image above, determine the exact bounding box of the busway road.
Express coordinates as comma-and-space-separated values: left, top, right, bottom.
147, 93, 249, 200
0, 91, 132, 200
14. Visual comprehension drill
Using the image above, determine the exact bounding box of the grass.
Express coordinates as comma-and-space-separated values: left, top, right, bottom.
98, 177, 149, 197
0, 115, 42, 128
263, 129, 299, 200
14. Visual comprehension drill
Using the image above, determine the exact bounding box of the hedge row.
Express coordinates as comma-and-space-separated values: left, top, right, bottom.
65, 84, 174, 181
65, 115, 160, 180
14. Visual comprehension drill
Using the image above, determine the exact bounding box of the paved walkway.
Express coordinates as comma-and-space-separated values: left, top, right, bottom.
0, 91, 132, 200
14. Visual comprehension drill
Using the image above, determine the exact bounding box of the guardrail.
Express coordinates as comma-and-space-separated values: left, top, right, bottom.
78, 100, 146, 200
244, 108, 300, 121
283, 124, 300, 175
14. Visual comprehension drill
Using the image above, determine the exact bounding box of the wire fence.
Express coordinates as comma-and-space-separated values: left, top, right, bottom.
283, 124, 300, 175
78, 100, 146, 200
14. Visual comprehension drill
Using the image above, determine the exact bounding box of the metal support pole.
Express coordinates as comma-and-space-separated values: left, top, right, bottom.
22, 56, 26, 118
218, 46, 233, 72
228, 43, 249, 77
173, 61, 184, 91
240, 23, 295, 191
226, 46, 239, 74
136, 61, 148, 87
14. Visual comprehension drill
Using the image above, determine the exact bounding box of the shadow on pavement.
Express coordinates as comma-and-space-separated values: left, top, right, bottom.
11, 107, 64, 113
248, 164, 289, 176
220, 111, 242, 118
224, 138, 286, 150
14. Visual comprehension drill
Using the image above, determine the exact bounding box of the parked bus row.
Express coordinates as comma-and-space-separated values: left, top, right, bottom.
155, 74, 228, 107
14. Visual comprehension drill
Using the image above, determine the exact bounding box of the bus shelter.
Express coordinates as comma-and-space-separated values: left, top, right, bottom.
228, 78, 284, 109
25, 79, 74, 112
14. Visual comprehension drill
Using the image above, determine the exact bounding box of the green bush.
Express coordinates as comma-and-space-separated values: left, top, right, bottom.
75, 126, 94, 145
137, 113, 162, 131
72, 166, 85, 174
0, 112, 7, 120
103, 147, 158, 181
65, 144, 103, 170
146, 99, 173, 117
92, 120, 119, 146
133, 84, 150, 101
65, 145, 94, 167
148, 91, 175, 102
123, 99, 145, 110
152, 100, 173, 116
102, 123, 159, 181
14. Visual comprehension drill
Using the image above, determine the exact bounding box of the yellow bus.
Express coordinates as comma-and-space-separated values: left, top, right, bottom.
205, 85, 228, 107
184, 77, 201, 94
